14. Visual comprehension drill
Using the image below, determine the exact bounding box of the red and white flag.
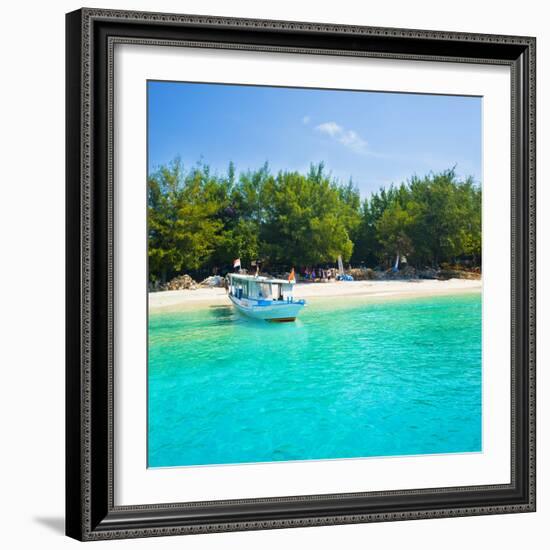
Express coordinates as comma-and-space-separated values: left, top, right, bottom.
233, 258, 241, 269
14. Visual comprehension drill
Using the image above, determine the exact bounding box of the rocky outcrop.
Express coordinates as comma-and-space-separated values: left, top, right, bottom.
348, 267, 382, 280
199, 275, 225, 287
164, 274, 198, 290
438, 268, 481, 280
346, 265, 481, 281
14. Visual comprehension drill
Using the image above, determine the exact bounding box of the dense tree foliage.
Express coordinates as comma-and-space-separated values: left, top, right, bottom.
148, 160, 481, 284
350, 169, 481, 268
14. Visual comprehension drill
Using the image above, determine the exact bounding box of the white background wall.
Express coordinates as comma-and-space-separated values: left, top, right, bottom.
0, 1, 546, 548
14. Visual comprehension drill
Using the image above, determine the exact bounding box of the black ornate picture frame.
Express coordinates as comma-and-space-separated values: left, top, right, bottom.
66, 8, 536, 541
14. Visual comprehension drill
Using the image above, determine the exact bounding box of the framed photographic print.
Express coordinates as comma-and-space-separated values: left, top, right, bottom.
66, 8, 536, 541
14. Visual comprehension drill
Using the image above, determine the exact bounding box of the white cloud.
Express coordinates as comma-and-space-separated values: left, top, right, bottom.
315, 121, 369, 155
302, 115, 311, 125
316, 121, 342, 137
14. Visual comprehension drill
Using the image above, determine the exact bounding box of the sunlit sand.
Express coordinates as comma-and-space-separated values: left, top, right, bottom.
149, 278, 481, 312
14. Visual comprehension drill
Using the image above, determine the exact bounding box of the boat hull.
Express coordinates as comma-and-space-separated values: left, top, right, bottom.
228, 294, 305, 321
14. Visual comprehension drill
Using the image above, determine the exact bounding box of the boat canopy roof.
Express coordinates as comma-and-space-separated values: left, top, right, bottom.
228, 273, 295, 285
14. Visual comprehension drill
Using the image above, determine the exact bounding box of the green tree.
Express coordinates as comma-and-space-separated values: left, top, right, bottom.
376, 202, 416, 266
407, 170, 478, 265
261, 164, 360, 267
147, 159, 481, 284
148, 159, 225, 283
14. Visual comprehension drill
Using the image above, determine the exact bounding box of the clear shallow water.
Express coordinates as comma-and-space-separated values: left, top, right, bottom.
148, 292, 481, 467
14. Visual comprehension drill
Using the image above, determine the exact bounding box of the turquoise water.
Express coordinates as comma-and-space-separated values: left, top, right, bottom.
148, 292, 481, 467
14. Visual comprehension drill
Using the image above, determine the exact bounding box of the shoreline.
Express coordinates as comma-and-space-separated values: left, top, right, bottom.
149, 279, 482, 312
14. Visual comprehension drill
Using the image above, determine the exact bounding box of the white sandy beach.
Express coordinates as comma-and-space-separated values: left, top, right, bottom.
149, 278, 481, 311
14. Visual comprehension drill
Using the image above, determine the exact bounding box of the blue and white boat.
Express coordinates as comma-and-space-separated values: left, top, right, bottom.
227, 273, 306, 322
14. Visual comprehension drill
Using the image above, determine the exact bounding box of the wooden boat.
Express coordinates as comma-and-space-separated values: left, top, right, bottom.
227, 273, 306, 322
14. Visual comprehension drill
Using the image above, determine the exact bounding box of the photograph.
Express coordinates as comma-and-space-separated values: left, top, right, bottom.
61, 4, 536, 542
146, 81, 483, 468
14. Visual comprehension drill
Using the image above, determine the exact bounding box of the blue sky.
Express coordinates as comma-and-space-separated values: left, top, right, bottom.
148, 81, 481, 198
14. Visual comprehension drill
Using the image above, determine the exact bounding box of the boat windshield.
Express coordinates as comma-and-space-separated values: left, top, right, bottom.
231, 277, 294, 301
257, 282, 272, 300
